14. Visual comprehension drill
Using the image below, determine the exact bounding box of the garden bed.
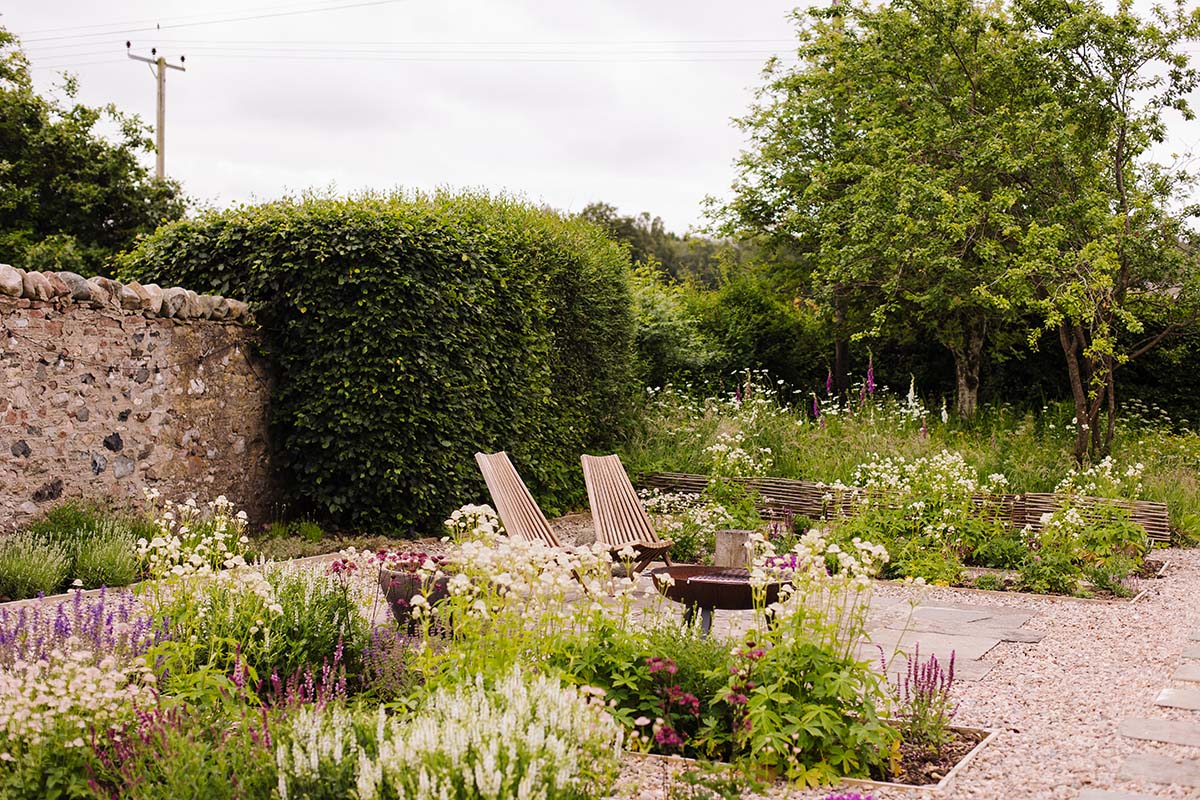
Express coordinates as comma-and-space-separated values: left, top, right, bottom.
624, 725, 1001, 795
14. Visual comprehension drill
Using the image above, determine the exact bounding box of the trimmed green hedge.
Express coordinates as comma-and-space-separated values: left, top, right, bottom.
119, 192, 636, 533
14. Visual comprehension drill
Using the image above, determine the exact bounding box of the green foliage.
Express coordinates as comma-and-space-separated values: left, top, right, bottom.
87, 700, 277, 800
577, 201, 744, 287
149, 564, 370, 696
119, 192, 636, 533
688, 270, 827, 392
0, 533, 70, 600
630, 264, 716, 387
0, 28, 185, 276
73, 522, 140, 589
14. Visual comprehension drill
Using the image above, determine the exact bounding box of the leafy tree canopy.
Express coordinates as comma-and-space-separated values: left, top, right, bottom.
716, 0, 1199, 445
0, 27, 184, 276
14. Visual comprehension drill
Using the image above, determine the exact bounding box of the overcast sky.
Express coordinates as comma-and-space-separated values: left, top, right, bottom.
7, 0, 1200, 233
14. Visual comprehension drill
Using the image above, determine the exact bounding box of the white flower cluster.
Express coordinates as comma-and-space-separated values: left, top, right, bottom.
444, 504, 504, 542
853, 450, 1003, 502
1055, 456, 1145, 500
705, 430, 773, 477
0, 649, 155, 754
137, 489, 250, 579
276, 704, 359, 800
449, 536, 616, 607
358, 667, 623, 800
640, 489, 734, 555
747, 529, 889, 659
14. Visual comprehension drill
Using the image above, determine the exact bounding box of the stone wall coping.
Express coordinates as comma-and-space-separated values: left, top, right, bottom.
0, 263, 252, 324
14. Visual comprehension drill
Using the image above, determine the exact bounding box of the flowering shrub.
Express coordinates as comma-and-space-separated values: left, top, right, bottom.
685, 531, 898, 784
444, 503, 504, 542
358, 667, 624, 800
147, 562, 368, 698
885, 645, 957, 755
1055, 456, 1145, 500
88, 698, 277, 800
137, 490, 250, 579
0, 591, 164, 765
706, 430, 773, 477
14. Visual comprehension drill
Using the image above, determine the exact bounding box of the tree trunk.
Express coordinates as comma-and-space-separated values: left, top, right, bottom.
1058, 323, 1091, 464
951, 319, 986, 419
833, 293, 851, 395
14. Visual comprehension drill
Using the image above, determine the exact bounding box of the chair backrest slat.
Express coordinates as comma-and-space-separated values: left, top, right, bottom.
581, 454, 658, 547
475, 451, 561, 548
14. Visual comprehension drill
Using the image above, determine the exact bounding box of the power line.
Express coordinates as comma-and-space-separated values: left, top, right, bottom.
27, 37, 797, 51
34, 45, 790, 58
22, 0, 409, 44
33, 53, 797, 69
19, 0, 379, 35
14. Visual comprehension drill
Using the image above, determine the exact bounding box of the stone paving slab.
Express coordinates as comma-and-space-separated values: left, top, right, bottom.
911, 606, 994, 624
857, 644, 995, 682
866, 627, 1001, 662
900, 616, 1045, 643
1119, 753, 1200, 786
1174, 663, 1200, 682
1155, 687, 1200, 711
1119, 717, 1200, 747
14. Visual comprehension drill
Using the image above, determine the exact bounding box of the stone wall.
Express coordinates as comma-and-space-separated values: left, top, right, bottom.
0, 265, 274, 529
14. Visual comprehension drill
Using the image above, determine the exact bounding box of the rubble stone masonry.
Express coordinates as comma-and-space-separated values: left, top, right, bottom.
0, 265, 274, 529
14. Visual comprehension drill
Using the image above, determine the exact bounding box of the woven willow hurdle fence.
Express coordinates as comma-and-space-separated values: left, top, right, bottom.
639, 472, 1171, 544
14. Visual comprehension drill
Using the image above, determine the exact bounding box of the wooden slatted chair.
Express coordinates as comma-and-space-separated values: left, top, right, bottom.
581, 453, 673, 574
474, 451, 562, 548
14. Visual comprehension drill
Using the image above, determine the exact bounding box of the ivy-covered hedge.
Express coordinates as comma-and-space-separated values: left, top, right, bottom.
119, 193, 636, 533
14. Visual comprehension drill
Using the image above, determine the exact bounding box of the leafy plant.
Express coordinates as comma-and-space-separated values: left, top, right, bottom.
888, 646, 958, 756
119, 192, 637, 533
72, 520, 140, 589
0, 533, 70, 600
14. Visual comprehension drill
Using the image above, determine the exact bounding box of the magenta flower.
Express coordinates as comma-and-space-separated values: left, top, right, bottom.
866, 354, 876, 395
646, 656, 678, 675
654, 725, 684, 749
825, 367, 833, 395
812, 393, 821, 419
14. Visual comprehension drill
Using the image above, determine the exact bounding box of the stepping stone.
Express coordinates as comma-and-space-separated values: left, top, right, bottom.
1119, 717, 1200, 747
1183, 644, 1200, 660
1078, 790, 1166, 800
868, 628, 1000, 662
859, 645, 995, 681
1155, 688, 1200, 711
912, 606, 993, 624
1174, 663, 1200, 682
903, 616, 1045, 643
1119, 753, 1200, 786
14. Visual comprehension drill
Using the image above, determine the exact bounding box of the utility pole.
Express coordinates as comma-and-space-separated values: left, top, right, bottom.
126, 43, 186, 179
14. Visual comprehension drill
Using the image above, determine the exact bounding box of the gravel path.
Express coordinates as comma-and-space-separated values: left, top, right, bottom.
611, 547, 1200, 800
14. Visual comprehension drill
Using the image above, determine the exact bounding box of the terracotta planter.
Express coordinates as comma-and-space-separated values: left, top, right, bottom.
378, 567, 450, 629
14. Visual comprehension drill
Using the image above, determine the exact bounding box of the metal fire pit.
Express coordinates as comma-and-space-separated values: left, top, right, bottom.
650, 565, 783, 634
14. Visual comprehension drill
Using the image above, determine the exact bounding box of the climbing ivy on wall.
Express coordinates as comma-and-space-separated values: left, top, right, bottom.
119, 192, 636, 533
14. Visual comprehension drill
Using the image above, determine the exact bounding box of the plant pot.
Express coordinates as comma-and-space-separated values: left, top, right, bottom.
378, 567, 450, 629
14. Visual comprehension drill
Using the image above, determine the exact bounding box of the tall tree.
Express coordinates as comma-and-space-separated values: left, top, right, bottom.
1000, 0, 1200, 460
0, 27, 184, 275
720, 0, 1074, 418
